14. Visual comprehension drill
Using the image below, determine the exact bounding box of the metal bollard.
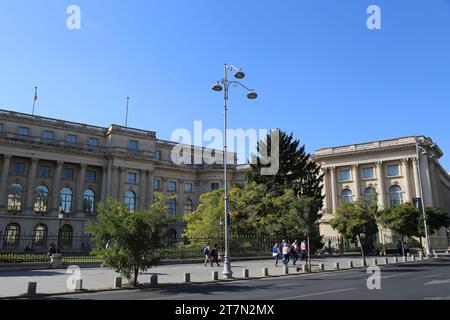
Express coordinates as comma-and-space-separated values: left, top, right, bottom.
373, 259, 378, 266
384, 258, 389, 265
394, 257, 399, 263
262, 268, 269, 277
75, 279, 83, 291
243, 268, 249, 278
27, 282, 37, 295
150, 274, 158, 285
184, 273, 191, 283
212, 271, 218, 281
302, 264, 309, 272
283, 264, 289, 275
335, 262, 340, 270
348, 261, 354, 268
319, 263, 325, 271
361, 259, 367, 267
114, 277, 122, 288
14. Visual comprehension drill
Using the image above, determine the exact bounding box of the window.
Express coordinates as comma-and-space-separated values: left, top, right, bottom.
389, 185, 403, 207
60, 187, 73, 213
211, 183, 220, 191
18, 126, 30, 136
185, 183, 193, 193
184, 199, 194, 214
38, 165, 50, 178
83, 189, 95, 214
59, 225, 73, 248
7, 183, 23, 211
124, 191, 137, 212
387, 164, 400, 177
339, 170, 351, 182
127, 172, 137, 184
33, 224, 47, 247
66, 134, 77, 144
34, 185, 49, 212
168, 181, 177, 192
0, 123, 3, 133
364, 187, 378, 207
128, 140, 139, 152
155, 150, 161, 160
42, 130, 54, 141
341, 189, 353, 204
362, 167, 374, 179
85, 170, 96, 183
4, 223, 20, 247
88, 138, 98, 146
153, 179, 161, 190
12, 162, 25, 175
63, 168, 75, 180
167, 199, 177, 216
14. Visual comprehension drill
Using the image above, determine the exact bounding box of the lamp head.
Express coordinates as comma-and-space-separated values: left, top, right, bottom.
211, 83, 223, 92
234, 70, 246, 80
247, 91, 258, 100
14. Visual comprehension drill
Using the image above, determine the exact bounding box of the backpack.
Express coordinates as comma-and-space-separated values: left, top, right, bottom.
203, 247, 209, 255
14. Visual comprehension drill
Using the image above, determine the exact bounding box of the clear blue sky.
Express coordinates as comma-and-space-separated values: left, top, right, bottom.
1, 0, 449, 169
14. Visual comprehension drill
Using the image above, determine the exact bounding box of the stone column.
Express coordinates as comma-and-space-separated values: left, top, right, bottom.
118, 167, 127, 201
25, 158, 39, 211
148, 171, 154, 204
178, 179, 183, 216
421, 156, 434, 207
352, 164, 360, 201
139, 169, 148, 210
0, 155, 12, 209
101, 164, 108, 202
401, 159, 411, 204
330, 167, 337, 214
76, 164, 87, 213
321, 168, 328, 212
106, 159, 113, 197
51, 161, 64, 212
376, 162, 386, 209
412, 158, 421, 199
111, 166, 120, 199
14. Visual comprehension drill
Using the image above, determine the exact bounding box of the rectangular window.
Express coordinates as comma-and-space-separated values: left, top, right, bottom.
127, 172, 137, 184
63, 168, 75, 180
155, 150, 161, 160
362, 167, 374, 179
153, 179, 161, 190
128, 140, 139, 151
387, 164, 400, 177
12, 162, 26, 176
339, 170, 351, 182
185, 183, 193, 193
168, 181, 177, 191
88, 138, 98, 146
42, 130, 54, 141
85, 170, 97, 183
211, 183, 220, 191
66, 134, 77, 144
18, 127, 30, 136
38, 165, 50, 178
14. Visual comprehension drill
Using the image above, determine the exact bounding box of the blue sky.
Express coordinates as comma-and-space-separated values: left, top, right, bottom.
0, 0, 449, 169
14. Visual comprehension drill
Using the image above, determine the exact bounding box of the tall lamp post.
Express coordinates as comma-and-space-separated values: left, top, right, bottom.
212, 64, 258, 279
57, 207, 65, 254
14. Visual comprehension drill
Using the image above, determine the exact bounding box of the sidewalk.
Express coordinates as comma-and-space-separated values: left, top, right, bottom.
0, 255, 414, 298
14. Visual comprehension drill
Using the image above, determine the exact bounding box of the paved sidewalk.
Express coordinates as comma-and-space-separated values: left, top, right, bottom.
0, 255, 411, 298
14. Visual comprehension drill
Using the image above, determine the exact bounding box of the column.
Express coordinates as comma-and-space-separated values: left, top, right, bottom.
330, 167, 337, 214
25, 158, 39, 210
401, 158, 411, 203
118, 167, 127, 201
352, 164, 361, 201
0, 155, 12, 209
105, 159, 112, 197
321, 168, 328, 212
111, 166, 120, 199
412, 158, 421, 199
76, 164, 87, 212
101, 164, 108, 202
51, 161, 64, 212
139, 169, 148, 210
148, 171, 154, 204
376, 162, 386, 209
178, 179, 184, 216
421, 156, 434, 207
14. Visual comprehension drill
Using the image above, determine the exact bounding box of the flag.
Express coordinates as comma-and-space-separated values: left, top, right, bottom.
34, 88, 38, 102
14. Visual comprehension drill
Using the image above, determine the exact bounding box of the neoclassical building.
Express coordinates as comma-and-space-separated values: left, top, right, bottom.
312, 136, 450, 249
0, 109, 248, 244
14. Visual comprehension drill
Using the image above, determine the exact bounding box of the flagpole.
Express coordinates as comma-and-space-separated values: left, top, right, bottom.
32, 87, 37, 116
125, 96, 129, 127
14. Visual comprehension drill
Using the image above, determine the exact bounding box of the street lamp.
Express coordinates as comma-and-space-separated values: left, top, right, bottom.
415, 138, 432, 257
212, 64, 258, 279
57, 207, 65, 254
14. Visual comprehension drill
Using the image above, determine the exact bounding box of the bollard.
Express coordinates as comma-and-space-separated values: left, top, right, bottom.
212, 271, 218, 281
283, 264, 289, 275
302, 264, 309, 273
184, 273, 191, 283
446, 250, 449, 255
394, 257, 399, 264
150, 274, 158, 285
412, 255, 417, 261
373, 259, 378, 266
75, 279, 83, 291
262, 268, 269, 277
361, 259, 367, 267
114, 277, 122, 288
335, 262, 340, 270
27, 282, 37, 295
402, 256, 407, 263
384, 258, 389, 265
348, 261, 354, 268
243, 268, 249, 278
319, 263, 325, 271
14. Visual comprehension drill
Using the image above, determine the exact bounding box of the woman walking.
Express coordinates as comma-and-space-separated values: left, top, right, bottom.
272, 243, 281, 267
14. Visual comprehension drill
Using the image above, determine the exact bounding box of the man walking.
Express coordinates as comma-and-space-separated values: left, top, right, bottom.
210, 244, 220, 267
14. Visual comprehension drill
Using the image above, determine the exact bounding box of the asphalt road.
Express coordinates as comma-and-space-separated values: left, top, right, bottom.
39, 258, 450, 300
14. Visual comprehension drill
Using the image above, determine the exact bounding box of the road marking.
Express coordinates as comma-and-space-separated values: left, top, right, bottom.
276, 287, 357, 300
411, 274, 442, 281
425, 279, 450, 286
145, 293, 202, 300
381, 272, 413, 279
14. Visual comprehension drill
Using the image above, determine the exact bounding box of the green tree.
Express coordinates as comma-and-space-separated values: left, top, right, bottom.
419, 207, 450, 237
331, 201, 378, 264
86, 194, 174, 286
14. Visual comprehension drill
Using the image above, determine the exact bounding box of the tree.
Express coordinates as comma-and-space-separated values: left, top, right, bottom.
419, 207, 450, 237
331, 201, 378, 264
86, 194, 174, 286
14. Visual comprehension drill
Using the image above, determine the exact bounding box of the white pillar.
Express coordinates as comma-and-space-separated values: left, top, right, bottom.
376, 162, 386, 209
401, 158, 411, 204
76, 164, 87, 213
51, 161, 63, 212
25, 158, 39, 211
139, 169, 148, 210
101, 164, 108, 202
330, 167, 337, 214
412, 158, 421, 199
352, 164, 360, 201
0, 154, 12, 209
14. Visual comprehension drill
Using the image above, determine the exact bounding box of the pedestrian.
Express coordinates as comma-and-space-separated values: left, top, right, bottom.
282, 241, 291, 265
203, 244, 211, 266
397, 240, 403, 256
300, 240, 307, 262
272, 242, 281, 267
47, 243, 56, 257
291, 240, 299, 265
403, 242, 410, 257
210, 244, 220, 267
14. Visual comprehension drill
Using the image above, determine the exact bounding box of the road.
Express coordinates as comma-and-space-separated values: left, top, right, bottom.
33, 258, 450, 300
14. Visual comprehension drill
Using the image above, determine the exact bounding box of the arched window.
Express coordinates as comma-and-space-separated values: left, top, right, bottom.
33, 224, 47, 247
341, 189, 353, 204
389, 185, 403, 207
167, 199, 177, 216
34, 185, 49, 212
183, 199, 194, 214
7, 183, 23, 212
364, 187, 378, 207
83, 189, 95, 214
60, 187, 73, 213
59, 224, 73, 248
124, 191, 136, 212
4, 223, 20, 247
